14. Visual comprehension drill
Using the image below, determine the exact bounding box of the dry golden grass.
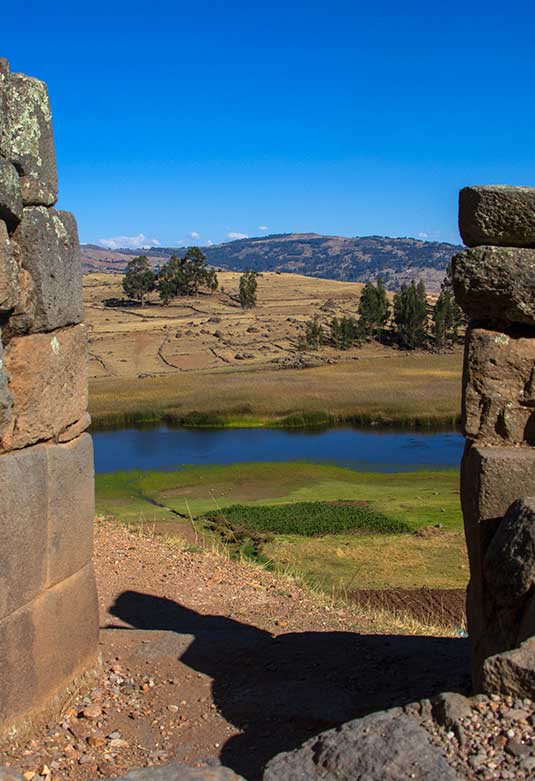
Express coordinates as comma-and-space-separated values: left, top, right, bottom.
85, 272, 463, 426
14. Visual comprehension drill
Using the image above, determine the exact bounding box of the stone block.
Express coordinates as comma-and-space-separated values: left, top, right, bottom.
0, 333, 12, 438
0, 158, 23, 231
484, 497, 535, 608
114, 764, 245, 781
0, 564, 99, 731
1, 325, 88, 451
0, 443, 48, 620
263, 708, 463, 781
3, 72, 57, 206
461, 445, 535, 570
453, 245, 535, 326
462, 326, 535, 445
46, 434, 94, 587
482, 637, 535, 698
0, 221, 19, 313
10, 206, 83, 333
459, 185, 535, 248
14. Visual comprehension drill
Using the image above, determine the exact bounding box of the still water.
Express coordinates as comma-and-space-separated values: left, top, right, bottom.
92, 425, 463, 474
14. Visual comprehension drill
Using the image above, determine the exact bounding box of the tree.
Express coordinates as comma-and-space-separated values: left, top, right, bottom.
393, 279, 428, 349
358, 276, 390, 340
239, 270, 259, 309
432, 288, 463, 351
122, 256, 156, 306
157, 248, 218, 304
298, 316, 324, 350
330, 315, 362, 350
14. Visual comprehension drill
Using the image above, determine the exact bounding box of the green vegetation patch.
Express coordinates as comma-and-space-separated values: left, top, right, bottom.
203, 501, 410, 536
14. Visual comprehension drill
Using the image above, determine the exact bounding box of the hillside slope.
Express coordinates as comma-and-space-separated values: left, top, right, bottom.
81, 234, 462, 291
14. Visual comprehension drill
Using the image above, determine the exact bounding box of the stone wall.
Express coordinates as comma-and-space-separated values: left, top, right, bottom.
0, 58, 99, 737
453, 185, 535, 692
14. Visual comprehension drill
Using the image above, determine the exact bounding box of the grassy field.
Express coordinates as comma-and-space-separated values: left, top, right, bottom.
95, 461, 467, 594
85, 272, 462, 428
89, 353, 462, 428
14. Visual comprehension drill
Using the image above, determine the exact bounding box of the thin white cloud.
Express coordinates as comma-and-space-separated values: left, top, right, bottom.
418, 232, 429, 239
188, 231, 201, 239
258, 225, 268, 232
98, 233, 160, 251
206, 240, 214, 246
227, 231, 248, 240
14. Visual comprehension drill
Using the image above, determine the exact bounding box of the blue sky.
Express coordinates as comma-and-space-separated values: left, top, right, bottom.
2, 1, 535, 248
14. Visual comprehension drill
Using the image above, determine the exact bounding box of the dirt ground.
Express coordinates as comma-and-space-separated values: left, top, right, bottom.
0, 520, 470, 781
84, 271, 381, 379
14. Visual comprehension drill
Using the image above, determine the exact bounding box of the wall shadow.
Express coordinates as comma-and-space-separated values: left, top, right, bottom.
110, 590, 470, 780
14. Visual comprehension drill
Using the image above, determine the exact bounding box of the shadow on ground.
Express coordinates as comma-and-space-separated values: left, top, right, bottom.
109, 590, 470, 780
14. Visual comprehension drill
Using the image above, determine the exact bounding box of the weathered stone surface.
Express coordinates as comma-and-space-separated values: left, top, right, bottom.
10, 207, 83, 333
56, 411, 91, 442
461, 445, 535, 681
0, 564, 99, 731
46, 434, 94, 587
484, 498, 535, 607
0, 221, 19, 312
263, 708, 462, 781
110, 763, 245, 781
452, 245, 535, 325
4, 72, 57, 206
432, 692, 472, 732
1, 325, 88, 450
459, 185, 535, 248
482, 638, 535, 698
0, 333, 12, 437
462, 326, 535, 444
0, 158, 23, 230
0, 443, 48, 620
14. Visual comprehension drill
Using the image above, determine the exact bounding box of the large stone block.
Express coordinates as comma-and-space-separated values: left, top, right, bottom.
484, 497, 535, 608
0, 564, 99, 732
0, 221, 19, 313
462, 326, 535, 444
452, 245, 535, 325
459, 185, 535, 248
0, 158, 23, 231
482, 638, 535, 698
46, 434, 94, 587
10, 206, 83, 333
3, 72, 57, 206
0, 443, 48, 620
1, 325, 88, 450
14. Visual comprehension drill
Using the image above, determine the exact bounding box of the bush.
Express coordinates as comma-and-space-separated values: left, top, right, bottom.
202, 501, 410, 537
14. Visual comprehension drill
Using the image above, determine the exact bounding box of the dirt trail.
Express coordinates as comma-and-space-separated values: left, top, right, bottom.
0, 520, 470, 781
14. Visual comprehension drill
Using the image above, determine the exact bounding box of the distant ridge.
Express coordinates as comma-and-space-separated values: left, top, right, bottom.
81, 233, 463, 291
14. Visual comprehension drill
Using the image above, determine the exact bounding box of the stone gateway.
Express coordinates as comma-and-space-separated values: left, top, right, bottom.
0, 58, 99, 737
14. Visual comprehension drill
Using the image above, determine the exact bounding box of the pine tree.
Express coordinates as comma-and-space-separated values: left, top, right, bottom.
393, 279, 428, 349
358, 277, 390, 340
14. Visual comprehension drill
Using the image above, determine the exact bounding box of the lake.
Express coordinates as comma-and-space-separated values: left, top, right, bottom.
92, 424, 464, 474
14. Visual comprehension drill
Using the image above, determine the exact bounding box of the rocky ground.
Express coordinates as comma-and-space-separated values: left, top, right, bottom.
1, 520, 533, 780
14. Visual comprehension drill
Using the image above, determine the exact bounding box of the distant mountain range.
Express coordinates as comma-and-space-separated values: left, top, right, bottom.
81, 233, 463, 291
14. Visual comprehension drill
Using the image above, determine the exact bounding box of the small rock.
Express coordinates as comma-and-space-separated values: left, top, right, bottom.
81, 704, 102, 720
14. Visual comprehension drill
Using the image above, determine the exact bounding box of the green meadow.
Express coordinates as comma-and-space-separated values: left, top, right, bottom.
95, 461, 468, 594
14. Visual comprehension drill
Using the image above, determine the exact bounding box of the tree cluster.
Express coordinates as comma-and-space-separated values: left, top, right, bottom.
297, 273, 463, 353
122, 248, 218, 306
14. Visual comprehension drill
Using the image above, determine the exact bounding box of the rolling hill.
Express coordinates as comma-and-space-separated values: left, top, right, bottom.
81, 233, 463, 291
